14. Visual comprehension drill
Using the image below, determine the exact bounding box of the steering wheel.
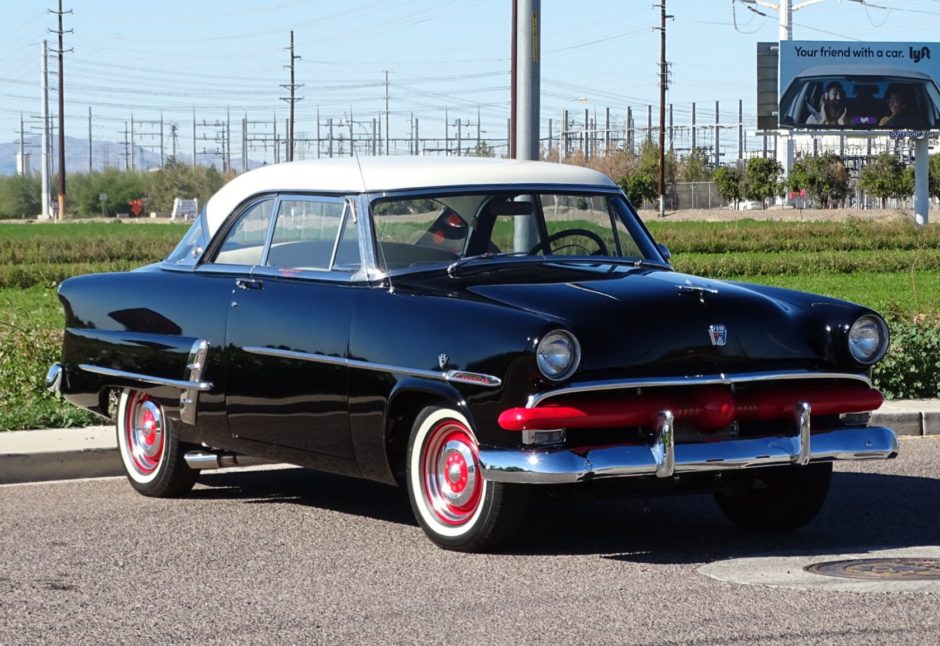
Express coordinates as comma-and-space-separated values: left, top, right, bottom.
527, 228, 609, 257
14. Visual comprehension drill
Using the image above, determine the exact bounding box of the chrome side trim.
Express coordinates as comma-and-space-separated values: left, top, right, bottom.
479, 425, 899, 485
444, 370, 502, 387
242, 346, 502, 388
78, 364, 213, 392
526, 370, 874, 408
180, 340, 210, 425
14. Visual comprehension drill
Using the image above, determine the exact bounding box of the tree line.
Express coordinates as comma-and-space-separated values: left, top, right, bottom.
555, 141, 940, 210
0, 158, 229, 219
1, 148, 937, 218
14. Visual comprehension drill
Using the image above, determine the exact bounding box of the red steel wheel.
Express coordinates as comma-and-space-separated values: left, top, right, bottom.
420, 418, 484, 527
116, 388, 197, 497
123, 391, 166, 478
406, 406, 527, 551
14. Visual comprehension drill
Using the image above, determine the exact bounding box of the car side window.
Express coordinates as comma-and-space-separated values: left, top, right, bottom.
212, 198, 275, 265
265, 197, 356, 271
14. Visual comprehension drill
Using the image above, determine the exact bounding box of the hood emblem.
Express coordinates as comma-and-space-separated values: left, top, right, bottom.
708, 324, 728, 347
438, 354, 449, 370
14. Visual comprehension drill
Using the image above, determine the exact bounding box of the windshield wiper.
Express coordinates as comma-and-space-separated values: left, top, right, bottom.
446, 253, 530, 277
545, 256, 671, 271
446, 254, 669, 277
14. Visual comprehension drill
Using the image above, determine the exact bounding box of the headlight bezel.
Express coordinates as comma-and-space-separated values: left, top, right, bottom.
847, 314, 889, 366
536, 329, 581, 382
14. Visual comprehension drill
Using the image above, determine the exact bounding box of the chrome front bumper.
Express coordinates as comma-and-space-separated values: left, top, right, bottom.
46, 362, 63, 393
478, 425, 899, 484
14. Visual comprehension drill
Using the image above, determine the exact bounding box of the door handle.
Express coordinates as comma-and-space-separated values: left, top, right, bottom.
235, 278, 263, 290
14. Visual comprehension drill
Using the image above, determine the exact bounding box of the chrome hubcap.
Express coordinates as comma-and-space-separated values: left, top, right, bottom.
126, 393, 165, 476
422, 421, 483, 526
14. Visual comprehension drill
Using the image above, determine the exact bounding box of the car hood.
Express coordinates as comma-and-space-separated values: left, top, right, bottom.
464, 267, 838, 376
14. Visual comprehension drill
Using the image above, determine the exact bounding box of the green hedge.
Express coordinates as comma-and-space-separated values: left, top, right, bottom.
874, 317, 940, 399
647, 219, 940, 253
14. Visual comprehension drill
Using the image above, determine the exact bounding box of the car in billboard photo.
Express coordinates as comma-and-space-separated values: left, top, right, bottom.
778, 64, 940, 130
47, 157, 898, 551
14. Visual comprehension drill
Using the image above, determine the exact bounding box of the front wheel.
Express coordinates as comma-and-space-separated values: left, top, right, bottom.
406, 407, 526, 551
713, 462, 833, 531
116, 389, 198, 497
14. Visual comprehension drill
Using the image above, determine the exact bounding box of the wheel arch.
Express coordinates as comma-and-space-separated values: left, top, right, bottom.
384, 379, 472, 486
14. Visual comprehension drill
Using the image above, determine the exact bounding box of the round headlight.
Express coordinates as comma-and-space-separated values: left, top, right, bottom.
536, 330, 580, 381
848, 315, 888, 365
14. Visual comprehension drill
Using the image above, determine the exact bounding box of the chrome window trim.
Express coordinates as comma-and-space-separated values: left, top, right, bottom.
526, 370, 874, 408
79, 364, 213, 392
205, 194, 277, 267
242, 346, 502, 388
263, 194, 350, 271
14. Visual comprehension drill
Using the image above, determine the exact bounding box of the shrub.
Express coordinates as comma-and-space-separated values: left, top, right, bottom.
874, 316, 940, 399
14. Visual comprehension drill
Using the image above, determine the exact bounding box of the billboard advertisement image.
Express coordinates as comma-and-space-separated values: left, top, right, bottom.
778, 41, 940, 131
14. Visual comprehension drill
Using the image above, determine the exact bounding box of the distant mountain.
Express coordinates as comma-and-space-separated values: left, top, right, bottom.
0, 135, 235, 176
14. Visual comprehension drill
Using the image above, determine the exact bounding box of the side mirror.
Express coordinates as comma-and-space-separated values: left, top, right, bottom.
657, 243, 672, 262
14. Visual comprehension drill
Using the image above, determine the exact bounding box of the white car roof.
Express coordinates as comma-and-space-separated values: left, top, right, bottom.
203, 156, 618, 237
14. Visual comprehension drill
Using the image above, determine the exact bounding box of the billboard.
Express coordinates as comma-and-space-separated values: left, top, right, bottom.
778, 41, 940, 131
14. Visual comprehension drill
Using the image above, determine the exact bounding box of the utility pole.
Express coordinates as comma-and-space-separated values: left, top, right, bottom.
40, 40, 50, 219
130, 114, 135, 170
736, 0, 825, 177
384, 70, 390, 155
50, 0, 72, 219
17, 113, 35, 176
659, 0, 669, 218
280, 31, 302, 162
348, 109, 354, 157
122, 121, 130, 171
191, 107, 196, 170
509, 0, 518, 158
87, 107, 92, 173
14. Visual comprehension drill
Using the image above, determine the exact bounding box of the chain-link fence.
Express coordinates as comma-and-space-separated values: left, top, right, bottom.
672, 182, 725, 209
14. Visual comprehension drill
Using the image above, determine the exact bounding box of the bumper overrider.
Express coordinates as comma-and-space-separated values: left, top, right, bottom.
479, 372, 899, 484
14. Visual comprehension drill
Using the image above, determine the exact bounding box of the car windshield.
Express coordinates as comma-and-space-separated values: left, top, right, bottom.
370, 191, 661, 274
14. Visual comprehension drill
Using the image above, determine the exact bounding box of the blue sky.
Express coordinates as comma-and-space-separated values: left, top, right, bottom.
2, 0, 940, 164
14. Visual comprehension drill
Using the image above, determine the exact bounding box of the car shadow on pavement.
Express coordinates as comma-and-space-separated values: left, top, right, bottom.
194, 467, 418, 526
192, 468, 939, 560
516, 471, 940, 560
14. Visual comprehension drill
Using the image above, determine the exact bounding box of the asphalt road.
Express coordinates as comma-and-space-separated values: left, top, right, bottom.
2, 437, 938, 645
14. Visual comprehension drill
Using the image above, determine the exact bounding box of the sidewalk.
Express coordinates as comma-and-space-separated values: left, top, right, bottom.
1, 402, 938, 485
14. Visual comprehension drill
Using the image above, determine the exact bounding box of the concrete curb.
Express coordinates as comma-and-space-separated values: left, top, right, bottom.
1, 403, 938, 485
0, 426, 121, 484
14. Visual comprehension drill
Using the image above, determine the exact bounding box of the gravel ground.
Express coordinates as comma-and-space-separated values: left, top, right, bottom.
1, 437, 938, 645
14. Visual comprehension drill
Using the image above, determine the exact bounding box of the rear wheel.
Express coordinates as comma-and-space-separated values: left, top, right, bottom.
713, 462, 833, 531
116, 389, 197, 497
406, 406, 526, 551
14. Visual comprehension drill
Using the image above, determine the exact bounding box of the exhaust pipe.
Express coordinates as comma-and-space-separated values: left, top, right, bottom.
184, 451, 270, 470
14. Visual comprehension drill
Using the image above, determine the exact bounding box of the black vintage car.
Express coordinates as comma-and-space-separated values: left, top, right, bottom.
47, 157, 897, 551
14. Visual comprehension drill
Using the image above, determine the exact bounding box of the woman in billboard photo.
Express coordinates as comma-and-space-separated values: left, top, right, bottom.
879, 87, 927, 129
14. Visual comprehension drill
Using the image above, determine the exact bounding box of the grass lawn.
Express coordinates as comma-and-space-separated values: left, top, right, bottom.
1, 218, 938, 430
727, 271, 940, 320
